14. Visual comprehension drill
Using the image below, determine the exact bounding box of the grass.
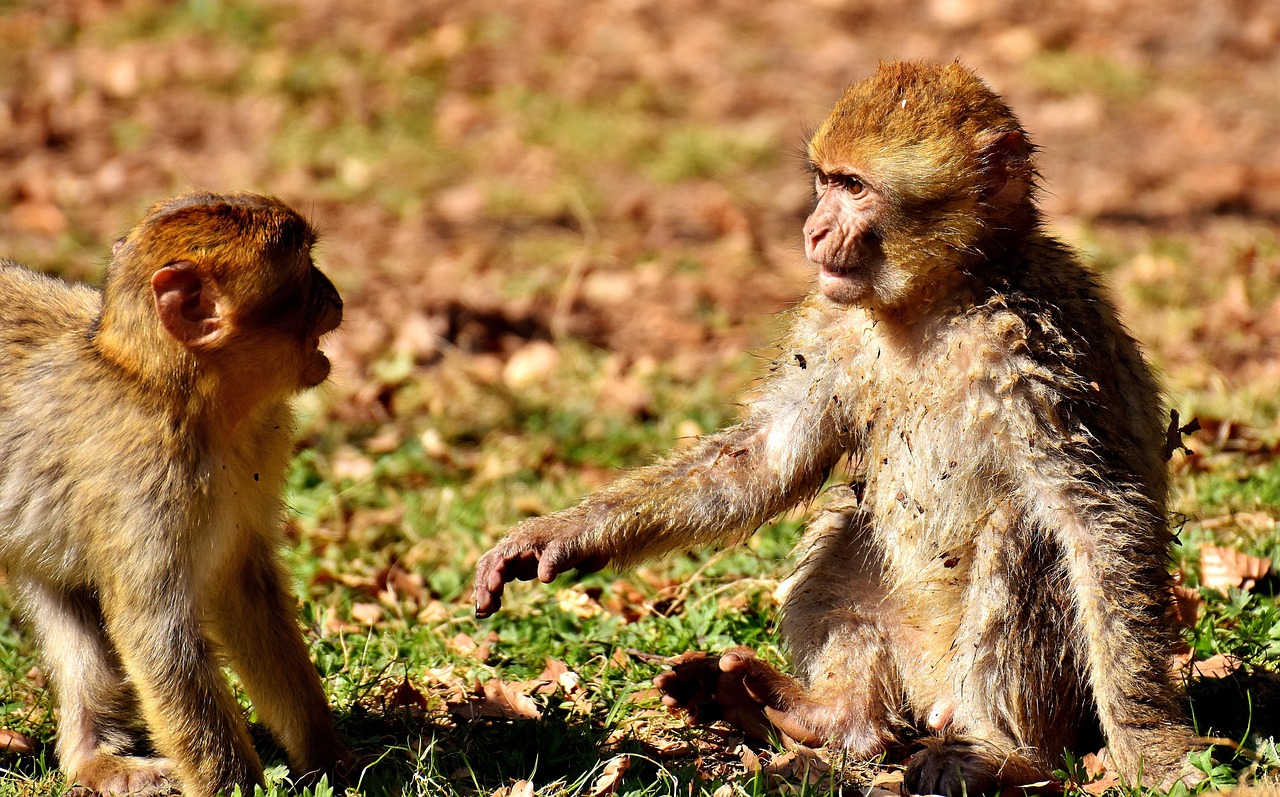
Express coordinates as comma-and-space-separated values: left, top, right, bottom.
2, 2, 1280, 795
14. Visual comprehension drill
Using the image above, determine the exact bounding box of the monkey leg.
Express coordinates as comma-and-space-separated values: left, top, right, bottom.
13, 579, 178, 796
209, 543, 348, 781
100, 579, 263, 797
657, 490, 903, 755
902, 522, 1084, 796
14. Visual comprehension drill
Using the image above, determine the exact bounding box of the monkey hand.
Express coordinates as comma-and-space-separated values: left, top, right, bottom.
473, 512, 610, 618
654, 647, 826, 748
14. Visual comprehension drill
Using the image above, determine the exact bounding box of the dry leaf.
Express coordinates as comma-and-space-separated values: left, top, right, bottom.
350, 602, 384, 626
322, 605, 361, 635
1080, 751, 1121, 795
763, 748, 830, 784
0, 728, 36, 754
1200, 544, 1272, 592
388, 678, 429, 712
588, 755, 631, 796
556, 587, 604, 618
1189, 653, 1242, 680
447, 678, 542, 721
642, 737, 694, 757
712, 785, 736, 797
491, 780, 535, 797
1171, 584, 1203, 626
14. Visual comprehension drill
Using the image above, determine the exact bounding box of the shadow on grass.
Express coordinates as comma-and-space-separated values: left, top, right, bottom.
1187, 668, 1280, 745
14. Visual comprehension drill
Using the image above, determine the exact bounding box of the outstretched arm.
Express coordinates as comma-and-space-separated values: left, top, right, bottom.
475, 330, 847, 617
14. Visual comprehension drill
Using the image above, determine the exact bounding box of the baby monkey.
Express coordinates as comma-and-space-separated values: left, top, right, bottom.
0, 193, 346, 796
475, 62, 1198, 794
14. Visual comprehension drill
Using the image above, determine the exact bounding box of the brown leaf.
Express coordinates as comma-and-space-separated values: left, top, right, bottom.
634, 736, 693, 757
871, 770, 904, 788
1189, 653, 1242, 680
378, 562, 426, 604
556, 587, 605, 618
1171, 584, 1203, 626
388, 678, 429, 712
763, 748, 830, 784
588, 755, 631, 796
1080, 751, 1121, 795
0, 728, 36, 754
490, 780, 535, 797
350, 602, 384, 626
1200, 544, 1272, 592
447, 678, 542, 721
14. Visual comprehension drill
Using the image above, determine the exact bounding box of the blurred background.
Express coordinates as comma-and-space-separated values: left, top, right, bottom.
2, 0, 1280, 793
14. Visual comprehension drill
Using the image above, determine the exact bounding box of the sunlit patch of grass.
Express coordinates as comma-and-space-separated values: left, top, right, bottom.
1024, 50, 1154, 101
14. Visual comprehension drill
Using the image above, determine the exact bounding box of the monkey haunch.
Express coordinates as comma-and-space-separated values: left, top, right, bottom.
0, 193, 346, 797
474, 62, 1198, 795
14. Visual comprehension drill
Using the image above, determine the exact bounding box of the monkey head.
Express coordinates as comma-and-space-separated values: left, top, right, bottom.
100, 193, 342, 404
805, 61, 1036, 309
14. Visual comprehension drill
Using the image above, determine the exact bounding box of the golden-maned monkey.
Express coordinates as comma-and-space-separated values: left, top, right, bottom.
474, 62, 1198, 795
0, 192, 347, 797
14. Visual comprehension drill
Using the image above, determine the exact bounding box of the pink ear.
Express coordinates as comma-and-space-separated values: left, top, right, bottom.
151, 262, 223, 347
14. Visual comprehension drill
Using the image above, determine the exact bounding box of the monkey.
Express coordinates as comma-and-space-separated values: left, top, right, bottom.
474, 62, 1199, 795
0, 192, 347, 797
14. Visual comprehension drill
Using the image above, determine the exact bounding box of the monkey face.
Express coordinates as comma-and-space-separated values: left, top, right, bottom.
804, 169, 889, 305
297, 265, 343, 388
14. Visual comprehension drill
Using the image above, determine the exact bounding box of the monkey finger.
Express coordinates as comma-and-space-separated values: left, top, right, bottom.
717, 647, 758, 673
497, 549, 541, 583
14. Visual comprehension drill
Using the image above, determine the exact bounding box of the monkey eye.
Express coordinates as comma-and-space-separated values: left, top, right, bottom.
815, 171, 868, 198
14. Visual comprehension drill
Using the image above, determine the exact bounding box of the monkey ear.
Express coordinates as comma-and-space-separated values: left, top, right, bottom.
978, 130, 1031, 199
151, 262, 224, 349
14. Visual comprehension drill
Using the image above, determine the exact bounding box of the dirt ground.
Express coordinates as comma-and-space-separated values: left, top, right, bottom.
2, 0, 1279, 431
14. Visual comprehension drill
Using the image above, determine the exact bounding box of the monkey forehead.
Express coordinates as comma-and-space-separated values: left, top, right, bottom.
139, 192, 317, 253
128, 193, 318, 272
809, 61, 1023, 183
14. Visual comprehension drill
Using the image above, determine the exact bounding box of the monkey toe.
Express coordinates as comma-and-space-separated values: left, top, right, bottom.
71, 754, 179, 797
655, 651, 724, 723
904, 737, 1017, 797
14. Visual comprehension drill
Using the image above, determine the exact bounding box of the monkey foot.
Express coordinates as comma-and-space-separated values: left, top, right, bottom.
905, 736, 1044, 797
653, 647, 826, 747
68, 754, 178, 797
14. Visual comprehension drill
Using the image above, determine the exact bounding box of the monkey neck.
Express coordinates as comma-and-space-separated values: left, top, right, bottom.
93, 305, 263, 432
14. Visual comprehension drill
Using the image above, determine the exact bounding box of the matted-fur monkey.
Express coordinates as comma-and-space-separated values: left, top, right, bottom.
0, 193, 347, 797
474, 62, 1198, 794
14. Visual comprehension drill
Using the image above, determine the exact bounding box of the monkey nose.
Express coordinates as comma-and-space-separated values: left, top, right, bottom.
804, 224, 829, 256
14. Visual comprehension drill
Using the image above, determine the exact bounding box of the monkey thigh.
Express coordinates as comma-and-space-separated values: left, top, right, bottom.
913, 525, 1088, 779
776, 495, 905, 753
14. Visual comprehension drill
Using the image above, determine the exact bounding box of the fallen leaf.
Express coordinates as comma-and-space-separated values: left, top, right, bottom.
1171, 584, 1203, 626
491, 780, 535, 797
388, 678, 429, 712
1080, 751, 1120, 795
1188, 653, 1242, 680
350, 602, 384, 626
763, 748, 830, 784
642, 737, 694, 757
1200, 544, 1272, 592
0, 728, 36, 754
712, 785, 736, 797
588, 755, 631, 796
557, 587, 605, 618
447, 678, 542, 721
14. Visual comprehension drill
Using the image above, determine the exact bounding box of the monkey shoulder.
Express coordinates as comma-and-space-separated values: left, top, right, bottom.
0, 262, 99, 330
